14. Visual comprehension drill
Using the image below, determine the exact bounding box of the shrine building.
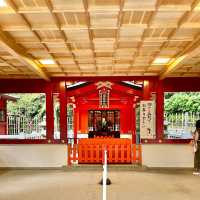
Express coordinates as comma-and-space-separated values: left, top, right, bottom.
0, 0, 199, 168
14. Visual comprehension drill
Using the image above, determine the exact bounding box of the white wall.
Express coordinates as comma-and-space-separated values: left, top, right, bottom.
142, 144, 194, 168
0, 143, 194, 168
0, 144, 67, 168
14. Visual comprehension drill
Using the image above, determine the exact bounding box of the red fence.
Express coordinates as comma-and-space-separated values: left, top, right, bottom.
68, 138, 142, 165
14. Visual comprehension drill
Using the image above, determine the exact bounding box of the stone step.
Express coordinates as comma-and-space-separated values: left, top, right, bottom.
62, 164, 146, 171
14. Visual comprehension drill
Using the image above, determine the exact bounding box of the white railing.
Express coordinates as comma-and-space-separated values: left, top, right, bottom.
0, 114, 46, 139
0, 134, 45, 139
164, 112, 198, 139
165, 112, 200, 130
7, 114, 44, 135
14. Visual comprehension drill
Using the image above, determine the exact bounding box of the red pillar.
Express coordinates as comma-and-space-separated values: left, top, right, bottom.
46, 83, 54, 141
143, 80, 151, 100
74, 105, 78, 143
59, 81, 67, 143
132, 102, 136, 144
156, 80, 164, 140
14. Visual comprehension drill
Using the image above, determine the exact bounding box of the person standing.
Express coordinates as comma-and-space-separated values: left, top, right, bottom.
193, 120, 200, 175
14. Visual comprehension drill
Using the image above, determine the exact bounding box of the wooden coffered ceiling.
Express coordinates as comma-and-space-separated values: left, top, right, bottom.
0, 0, 200, 80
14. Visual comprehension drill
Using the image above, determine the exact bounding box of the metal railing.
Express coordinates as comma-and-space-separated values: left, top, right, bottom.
165, 112, 200, 130
7, 114, 44, 135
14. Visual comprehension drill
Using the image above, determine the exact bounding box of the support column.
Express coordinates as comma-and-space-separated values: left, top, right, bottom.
156, 80, 164, 140
132, 102, 136, 144
74, 104, 78, 143
59, 81, 67, 143
46, 83, 54, 141
143, 80, 151, 100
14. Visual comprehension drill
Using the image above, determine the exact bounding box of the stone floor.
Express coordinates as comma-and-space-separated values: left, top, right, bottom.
0, 169, 199, 200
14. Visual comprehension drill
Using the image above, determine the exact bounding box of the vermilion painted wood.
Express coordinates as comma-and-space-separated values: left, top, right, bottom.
46, 83, 54, 140
141, 139, 191, 144
59, 81, 67, 142
67, 82, 143, 98
68, 144, 78, 165
0, 77, 199, 144
67, 139, 142, 164
76, 138, 135, 164
51, 76, 158, 82
73, 106, 80, 144
143, 80, 151, 100
132, 145, 136, 163
156, 80, 164, 140
73, 144, 78, 163
0, 77, 200, 93
131, 106, 136, 143
0, 79, 48, 93
163, 77, 200, 92
0, 98, 7, 135
137, 145, 142, 163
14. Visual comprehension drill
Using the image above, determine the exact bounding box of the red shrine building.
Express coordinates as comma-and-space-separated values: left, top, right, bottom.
0, 0, 199, 168
0, 78, 198, 167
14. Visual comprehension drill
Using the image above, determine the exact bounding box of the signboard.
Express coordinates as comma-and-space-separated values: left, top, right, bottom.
140, 101, 156, 139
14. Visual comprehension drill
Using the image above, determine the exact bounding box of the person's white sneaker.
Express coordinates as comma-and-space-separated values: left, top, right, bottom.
193, 171, 200, 175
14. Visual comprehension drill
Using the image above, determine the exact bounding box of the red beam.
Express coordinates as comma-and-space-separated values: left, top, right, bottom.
51, 76, 158, 82
164, 77, 200, 92
141, 139, 191, 144
0, 79, 47, 93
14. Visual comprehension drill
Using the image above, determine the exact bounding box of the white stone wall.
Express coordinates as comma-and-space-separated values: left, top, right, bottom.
0, 143, 194, 168
142, 144, 194, 168
0, 144, 67, 168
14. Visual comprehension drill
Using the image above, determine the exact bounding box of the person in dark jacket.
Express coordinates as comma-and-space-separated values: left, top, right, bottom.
193, 120, 200, 175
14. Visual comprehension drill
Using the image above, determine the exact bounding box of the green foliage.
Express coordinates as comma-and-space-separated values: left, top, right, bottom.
165, 92, 200, 114
7, 93, 46, 119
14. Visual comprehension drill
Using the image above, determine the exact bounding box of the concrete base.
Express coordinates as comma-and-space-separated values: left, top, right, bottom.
142, 144, 194, 168
0, 143, 194, 169
0, 144, 67, 168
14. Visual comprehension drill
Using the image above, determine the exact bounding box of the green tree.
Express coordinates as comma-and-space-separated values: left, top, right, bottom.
165, 92, 200, 114
7, 93, 46, 119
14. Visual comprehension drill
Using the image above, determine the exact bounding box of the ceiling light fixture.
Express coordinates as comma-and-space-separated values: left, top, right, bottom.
153, 57, 171, 65
0, 0, 7, 7
39, 59, 55, 65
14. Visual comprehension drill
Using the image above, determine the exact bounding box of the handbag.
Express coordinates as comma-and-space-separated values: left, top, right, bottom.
194, 141, 198, 153
193, 130, 199, 153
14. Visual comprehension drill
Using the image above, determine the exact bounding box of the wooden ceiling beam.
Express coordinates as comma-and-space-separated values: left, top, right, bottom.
149, 0, 200, 72
5, 0, 65, 75
0, 29, 49, 80
45, 0, 81, 73
112, 0, 125, 74
128, 0, 163, 74
160, 33, 200, 79
0, 56, 24, 75
5, 22, 200, 32
82, 0, 97, 73
1, 0, 200, 78
1, 6, 194, 15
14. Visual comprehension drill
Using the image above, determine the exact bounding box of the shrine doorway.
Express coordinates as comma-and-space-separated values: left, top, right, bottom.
88, 110, 120, 138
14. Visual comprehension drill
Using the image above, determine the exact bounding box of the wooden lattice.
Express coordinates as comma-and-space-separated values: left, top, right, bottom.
0, 0, 200, 79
